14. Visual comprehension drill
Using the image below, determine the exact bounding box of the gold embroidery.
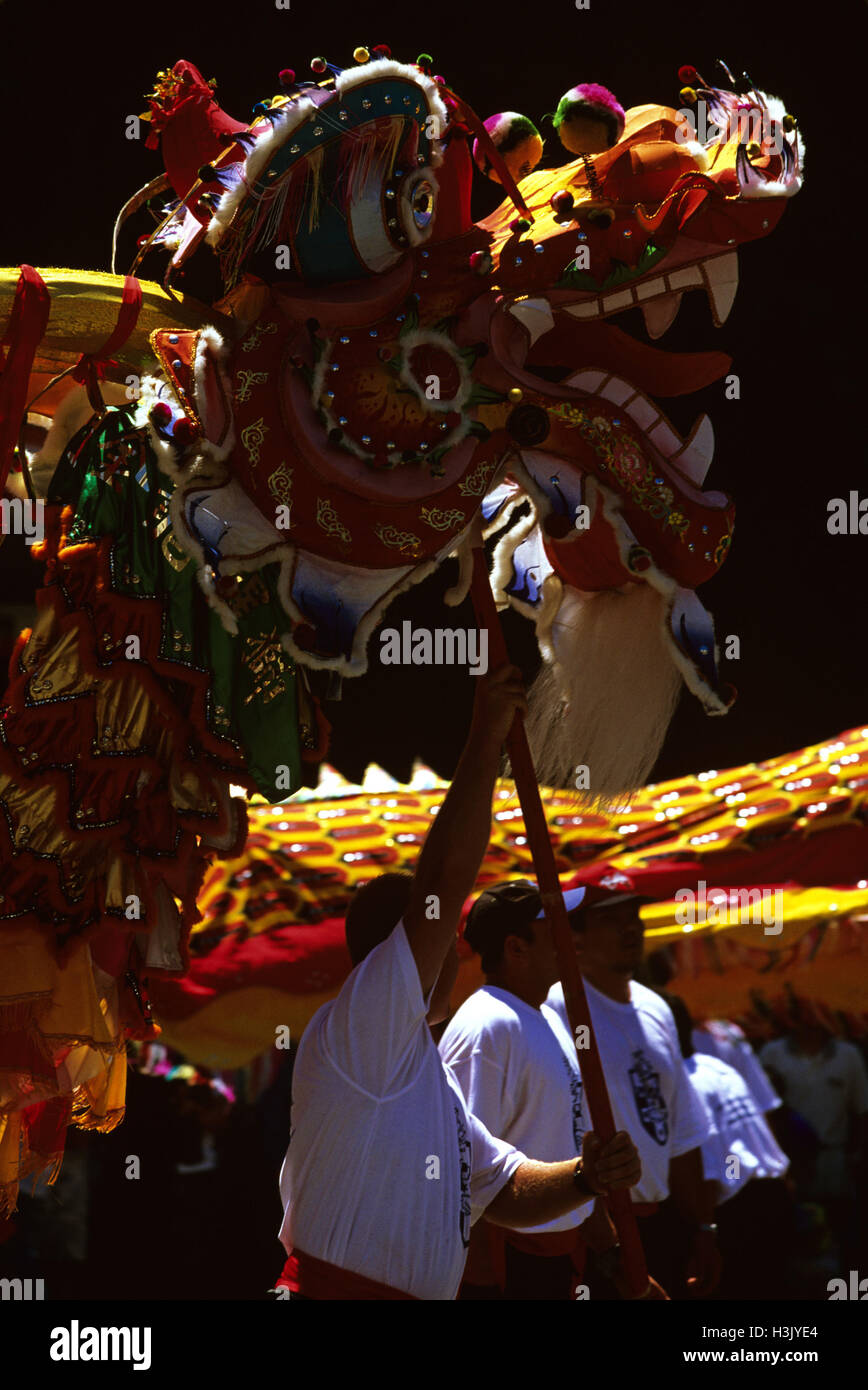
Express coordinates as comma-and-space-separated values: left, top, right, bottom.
227, 572, 271, 618
457, 459, 494, 496
316, 498, 351, 543
162, 532, 191, 572
374, 523, 422, 557
235, 369, 269, 402
241, 417, 269, 467
243, 631, 289, 706
420, 505, 465, 531
241, 321, 279, 354
267, 461, 294, 505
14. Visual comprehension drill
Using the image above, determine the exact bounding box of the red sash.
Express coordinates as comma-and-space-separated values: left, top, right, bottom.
276, 1248, 419, 1301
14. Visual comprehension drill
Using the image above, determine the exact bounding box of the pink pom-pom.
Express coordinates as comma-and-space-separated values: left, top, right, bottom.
568, 83, 625, 138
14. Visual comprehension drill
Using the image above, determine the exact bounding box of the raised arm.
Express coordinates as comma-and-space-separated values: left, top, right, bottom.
403, 663, 527, 996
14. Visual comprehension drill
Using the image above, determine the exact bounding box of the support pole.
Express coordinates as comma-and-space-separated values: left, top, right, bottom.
470, 545, 649, 1297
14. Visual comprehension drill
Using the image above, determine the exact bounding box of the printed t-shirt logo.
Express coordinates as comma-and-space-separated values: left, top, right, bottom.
453, 1105, 472, 1248
627, 1047, 669, 1146
561, 1056, 584, 1153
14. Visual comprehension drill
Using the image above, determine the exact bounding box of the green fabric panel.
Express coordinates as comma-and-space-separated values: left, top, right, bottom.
48, 408, 304, 798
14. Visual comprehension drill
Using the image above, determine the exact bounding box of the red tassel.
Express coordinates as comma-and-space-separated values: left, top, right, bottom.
71, 275, 143, 417
0, 266, 50, 492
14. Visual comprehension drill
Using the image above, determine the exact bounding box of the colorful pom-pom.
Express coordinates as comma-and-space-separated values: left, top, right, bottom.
353, 47, 370, 63
197, 163, 218, 181
473, 112, 543, 185
553, 84, 625, 153
509, 216, 532, 234
679, 87, 698, 104
279, 68, 296, 87
508, 387, 523, 403
149, 402, 172, 429
371, 44, 391, 59
678, 65, 698, 84
469, 250, 492, 274
173, 417, 200, 448
311, 57, 327, 74
782, 113, 796, 131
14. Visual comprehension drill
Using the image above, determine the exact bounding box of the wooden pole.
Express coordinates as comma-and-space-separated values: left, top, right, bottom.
470, 545, 649, 1296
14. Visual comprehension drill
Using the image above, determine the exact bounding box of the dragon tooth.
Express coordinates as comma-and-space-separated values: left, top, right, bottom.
671, 413, 715, 485
564, 369, 606, 392
641, 293, 682, 339
600, 376, 634, 405
703, 252, 739, 325
602, 288, 634, 313
624, 394, 660, 430
666, 265, 703, 291
564, 299, 600, 319
646, 420, 682, 457
635, 276, 668, 302
507, 297, 556, 345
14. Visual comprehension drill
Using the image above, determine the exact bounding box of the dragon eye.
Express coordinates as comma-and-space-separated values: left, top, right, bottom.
399, 170, 438, 244
411, 179, 434, 228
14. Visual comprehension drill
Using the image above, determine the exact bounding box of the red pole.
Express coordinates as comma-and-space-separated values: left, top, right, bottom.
470, 545, 649, 1297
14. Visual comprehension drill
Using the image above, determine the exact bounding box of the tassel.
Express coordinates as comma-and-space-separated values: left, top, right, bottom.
0, 267, 50, 491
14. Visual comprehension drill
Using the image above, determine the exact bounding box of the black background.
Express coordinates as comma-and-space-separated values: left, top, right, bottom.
1, 0, 865, 787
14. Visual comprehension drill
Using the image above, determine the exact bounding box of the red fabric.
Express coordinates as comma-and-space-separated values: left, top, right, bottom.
0, 265, 50, 489
148, 915, 352, 1020
148, 61, 249, 218
467, 1222, 588, 1298
22, 1094, 72, 1158
71, 276, 143, 414
275, 1248, 418, 1300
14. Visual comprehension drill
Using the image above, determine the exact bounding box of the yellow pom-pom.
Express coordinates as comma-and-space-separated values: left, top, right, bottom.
353, 46, 370, 63
782, 113, 796, 132
508, 388, 524, 404
746, 142, 762, 160
679, 86, 698, 104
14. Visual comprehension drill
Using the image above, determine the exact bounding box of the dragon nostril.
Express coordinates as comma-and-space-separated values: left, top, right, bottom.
584, 207, 615, 229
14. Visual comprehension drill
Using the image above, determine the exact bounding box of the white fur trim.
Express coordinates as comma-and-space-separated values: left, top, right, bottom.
192, 326, 236, 465
397, 328, 473, 413
278, 544, 452, 677
684, 140, 710, 171
207, 58, 448, 247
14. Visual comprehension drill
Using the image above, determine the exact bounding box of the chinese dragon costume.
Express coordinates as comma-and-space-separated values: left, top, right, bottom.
0, 47, 803, 1211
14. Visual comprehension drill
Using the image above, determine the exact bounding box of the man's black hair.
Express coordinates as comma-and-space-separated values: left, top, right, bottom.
344, 871, 414, 966
658, 991, 695, 1060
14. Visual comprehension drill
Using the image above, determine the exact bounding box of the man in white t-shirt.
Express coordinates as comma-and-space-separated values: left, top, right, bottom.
439, 881, 605, 1298
545, 865, 720, 1299
760, 1012, 868, 1268
275, 668, 641, 1300
665, 992, 795, 1299
692, 1018, 781, 1116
